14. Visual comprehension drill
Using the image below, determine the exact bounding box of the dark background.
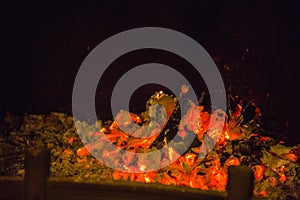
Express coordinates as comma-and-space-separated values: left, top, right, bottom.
1, 0, 299, 138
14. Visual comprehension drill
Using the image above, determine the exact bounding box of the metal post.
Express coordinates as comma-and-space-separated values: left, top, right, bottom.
24, 148, 50, 200
226, 165, 254, 200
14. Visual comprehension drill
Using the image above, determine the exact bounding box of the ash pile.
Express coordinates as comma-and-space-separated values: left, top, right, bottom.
1, 89, 300, 200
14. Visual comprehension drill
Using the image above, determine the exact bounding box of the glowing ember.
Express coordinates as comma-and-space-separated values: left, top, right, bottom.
156, 90, 164, 99
252, 165, 265, 181
3, 89, 300, 200
225, 131, 230, 140
69, 90, 300, 199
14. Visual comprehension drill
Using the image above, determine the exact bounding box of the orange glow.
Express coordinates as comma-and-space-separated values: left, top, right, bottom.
284, 153, 298, 162
189, 176, 209, 190
185, 153, 197, 166
260, 136, 268, 141
225, 131, 230, 140
73, 90, 297, 199
129, 114, 142, 124
63, 149, 73, 155
143, 172, 156, 183
144, 176, 151, 183
279, 173, 286, 184
269, 177, 277, 186
100, 127, 107, 132
224, 156, 240, 167
235, 104, 242, 117
67, 136, 76, 145
259, 190, 267, 197
206, 166, 227, 191
253, 165, 265, 181
76, 146, 90, 157
156, 91, 164, 99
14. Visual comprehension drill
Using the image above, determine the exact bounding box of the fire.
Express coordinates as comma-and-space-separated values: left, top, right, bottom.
252, 165, 265, 181
70, 89, 300, 199
156, 91, 164, 99
207, 166, 227, 190
74, 100, 249, 190
225, 131, 230, 140
284, 152, 298, 162
144, 175, 151, 183
259, 190, 267, 197
279, 173, 286, 184
76, 146, 90, 157
6, 93, 300, 199
185, 153, 197, 166
224, 156, 240, 167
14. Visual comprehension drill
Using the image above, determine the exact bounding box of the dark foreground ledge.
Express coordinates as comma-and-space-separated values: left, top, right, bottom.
0, 149, 262, 200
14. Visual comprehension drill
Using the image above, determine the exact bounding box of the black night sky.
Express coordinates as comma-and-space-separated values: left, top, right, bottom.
1, 0, 300, 139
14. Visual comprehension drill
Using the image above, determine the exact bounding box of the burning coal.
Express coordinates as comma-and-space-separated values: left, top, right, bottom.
1, 89, 299, 199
